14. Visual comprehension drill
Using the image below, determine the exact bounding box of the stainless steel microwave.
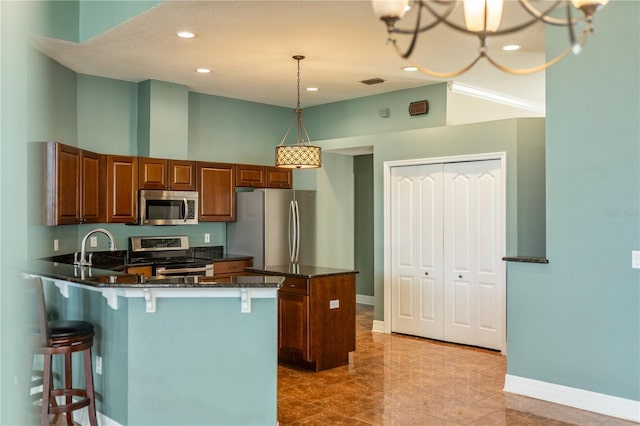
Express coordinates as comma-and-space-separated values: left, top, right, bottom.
139, 190, 198, 225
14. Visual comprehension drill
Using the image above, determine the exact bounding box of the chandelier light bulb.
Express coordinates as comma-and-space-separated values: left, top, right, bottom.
463, 0, 504, 32
372, 0, 410, 19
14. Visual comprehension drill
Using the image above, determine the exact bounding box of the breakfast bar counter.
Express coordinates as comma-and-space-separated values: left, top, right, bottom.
30, 261, 282, 426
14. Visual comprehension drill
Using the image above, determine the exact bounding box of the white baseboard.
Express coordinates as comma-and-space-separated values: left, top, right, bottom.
356, 294, 374, 305
74, 407, 121, 426
504, 374, 640, 423
372, 320, 385, 333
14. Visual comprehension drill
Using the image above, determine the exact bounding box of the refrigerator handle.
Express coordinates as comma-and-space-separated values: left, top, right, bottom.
289, 200, 296, 263
294, 200, 300, 263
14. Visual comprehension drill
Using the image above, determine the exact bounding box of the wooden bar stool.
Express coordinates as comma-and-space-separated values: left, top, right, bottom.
33, 277, 98, 426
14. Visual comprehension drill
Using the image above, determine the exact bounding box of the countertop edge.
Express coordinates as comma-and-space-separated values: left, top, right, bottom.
502, 256, 549, 264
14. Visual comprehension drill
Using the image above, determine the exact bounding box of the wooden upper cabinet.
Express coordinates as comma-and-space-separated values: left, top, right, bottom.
139, 157, 168, 190
80, 149, 107, 224
107, 155, 138, 223
197, 161, 235, 222
139, 157, 196, 191
266, 166, 292, 189
169, 160, 196, 191
236, 164, 292, 189
235, 164, 266, 188
45, 142, 105, 225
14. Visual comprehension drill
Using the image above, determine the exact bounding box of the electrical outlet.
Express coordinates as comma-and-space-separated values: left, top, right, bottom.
90, 236, 98, 247
95, 356, 102, 375
53, 239, 59, 252
204, 233, 210, 243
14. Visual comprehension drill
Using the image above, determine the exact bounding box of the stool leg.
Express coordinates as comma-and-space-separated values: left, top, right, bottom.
64, 353, 73, 426
41, 354, 52, 426
83, 348, 98, 426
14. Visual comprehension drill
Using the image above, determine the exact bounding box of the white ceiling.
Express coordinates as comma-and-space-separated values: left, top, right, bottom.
32, 0, 546, 110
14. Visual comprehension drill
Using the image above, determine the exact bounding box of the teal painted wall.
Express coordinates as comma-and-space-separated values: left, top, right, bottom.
78, 74, 138, 155
51, 285, 278, 425
354, 155, 374, 297
188, 91, 291, 164
139, 80, 189, 159
507, 1, 640, 402
305, 83, 448, 140
79, 0, 160, 42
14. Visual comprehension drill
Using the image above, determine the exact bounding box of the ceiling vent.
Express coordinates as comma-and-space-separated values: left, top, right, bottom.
360, 78, 385, 85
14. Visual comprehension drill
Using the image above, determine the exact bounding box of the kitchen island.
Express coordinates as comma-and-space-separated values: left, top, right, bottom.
31, 261, 283, 426
246, 265, 357, 372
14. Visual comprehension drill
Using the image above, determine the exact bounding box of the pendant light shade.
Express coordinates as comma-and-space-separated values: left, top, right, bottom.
275, 55, 322, 169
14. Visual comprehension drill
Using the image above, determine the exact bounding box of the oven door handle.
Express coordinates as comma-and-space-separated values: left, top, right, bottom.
156, 266, 209, 275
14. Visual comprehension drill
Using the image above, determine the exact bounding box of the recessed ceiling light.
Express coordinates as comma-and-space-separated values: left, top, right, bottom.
306, 87, 318, 92
502, 44, 521, 51
402, 66, 418, 72
195, 68, 211, 74
176, 31, 195, 39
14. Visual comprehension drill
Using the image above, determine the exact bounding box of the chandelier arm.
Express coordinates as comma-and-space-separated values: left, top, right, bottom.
397, 0, 424, 58
566, 4, 580, 53
277, 117, 296, 146
421, 0, 587, 37
487, 26, 589, 75
388, 1, 456, 36
299, 116, 313, 145
519, 0, 586, 27
396, 41, 484, 79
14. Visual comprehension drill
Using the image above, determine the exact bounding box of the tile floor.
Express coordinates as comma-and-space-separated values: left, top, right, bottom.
277, 304, 636, 425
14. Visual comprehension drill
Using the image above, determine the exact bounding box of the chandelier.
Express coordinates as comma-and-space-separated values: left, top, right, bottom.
275, 55, 322, 169
371, 0, 609, 77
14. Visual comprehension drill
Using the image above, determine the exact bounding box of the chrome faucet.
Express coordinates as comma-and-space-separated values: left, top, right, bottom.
75, 228, 117, 267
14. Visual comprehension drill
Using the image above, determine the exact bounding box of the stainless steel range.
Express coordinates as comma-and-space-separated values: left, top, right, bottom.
128, 235, 214, 278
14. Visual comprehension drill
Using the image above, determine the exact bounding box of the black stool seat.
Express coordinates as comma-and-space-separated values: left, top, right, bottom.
49, 320, 94, 339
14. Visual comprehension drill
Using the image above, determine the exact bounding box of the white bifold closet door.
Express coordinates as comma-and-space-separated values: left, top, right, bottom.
390, 160, 503, 350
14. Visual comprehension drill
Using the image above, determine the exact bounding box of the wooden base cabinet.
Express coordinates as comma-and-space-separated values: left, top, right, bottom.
278, 273, 356, 371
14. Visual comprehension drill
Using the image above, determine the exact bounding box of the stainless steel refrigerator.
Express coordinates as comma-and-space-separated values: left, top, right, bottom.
226, 189, 316, 269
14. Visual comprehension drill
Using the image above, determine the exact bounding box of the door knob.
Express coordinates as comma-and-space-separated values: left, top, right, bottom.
458, 274, 463, 279
424, 272, 429, 275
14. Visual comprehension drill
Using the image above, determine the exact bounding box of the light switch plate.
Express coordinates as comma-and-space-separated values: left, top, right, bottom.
329, 299, 340, 309
90, 236, 98, 247
632, 251, 640, 269
204, 233, 210, 243
53, 239, 59, 252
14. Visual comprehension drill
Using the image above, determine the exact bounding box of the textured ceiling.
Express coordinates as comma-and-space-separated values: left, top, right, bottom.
33, 0, 547, 109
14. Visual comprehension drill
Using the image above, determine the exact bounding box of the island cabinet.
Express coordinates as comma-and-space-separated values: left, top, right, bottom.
45, 142, 106, 225
266, 267, 356, 371
235, 164, 292, 189
212, 258, 253, 282
197, 161, 235, 222
106, 155, 138, 223
139, 157, 196, 191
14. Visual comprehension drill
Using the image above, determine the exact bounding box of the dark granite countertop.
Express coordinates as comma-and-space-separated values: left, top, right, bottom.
30, 260, 282, 289
246, 264, 358, 279
502, 256, 549, 264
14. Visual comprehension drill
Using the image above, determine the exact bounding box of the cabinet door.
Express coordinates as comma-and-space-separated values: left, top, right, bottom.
139, 157, 168, 190
169, 160, 196, 191
80, 150, 106, 223
266, 166, 292, 189
235, 164, 266, 188
49, 143, 81, 225
107, 155, 138, 223
197, 162, 235, 221
278, 291, 310, 362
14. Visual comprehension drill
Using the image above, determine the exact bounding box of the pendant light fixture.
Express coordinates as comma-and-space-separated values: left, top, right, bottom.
371, 0, 609, 77
275, 55, 322, 169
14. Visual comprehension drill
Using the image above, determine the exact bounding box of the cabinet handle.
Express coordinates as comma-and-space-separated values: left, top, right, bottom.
424, 272, 429, 275
458, 274, 463, 279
